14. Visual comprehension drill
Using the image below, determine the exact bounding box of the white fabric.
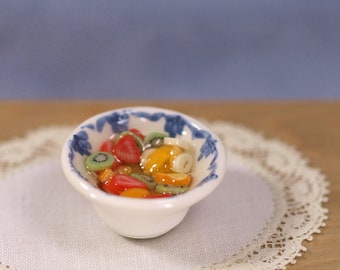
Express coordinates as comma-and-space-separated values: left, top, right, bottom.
0, 123, 329, 270
0, 158, 273, 270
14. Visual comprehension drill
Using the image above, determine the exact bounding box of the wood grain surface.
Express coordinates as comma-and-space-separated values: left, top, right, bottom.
1, 100, 339, 269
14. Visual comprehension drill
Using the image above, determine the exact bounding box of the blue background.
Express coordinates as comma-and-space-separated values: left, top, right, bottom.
1, 0, 340, 100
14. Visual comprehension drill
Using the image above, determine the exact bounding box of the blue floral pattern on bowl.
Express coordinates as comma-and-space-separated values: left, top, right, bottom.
68, 109, 219, 185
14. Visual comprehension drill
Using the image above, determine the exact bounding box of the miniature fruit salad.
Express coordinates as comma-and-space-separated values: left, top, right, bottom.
85, 129, 195, 198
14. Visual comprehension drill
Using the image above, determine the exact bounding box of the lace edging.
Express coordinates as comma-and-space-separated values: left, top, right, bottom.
0, 123, 329, 270
207, 121, 329, 269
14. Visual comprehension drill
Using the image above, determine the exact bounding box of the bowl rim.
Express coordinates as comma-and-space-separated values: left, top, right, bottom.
60, 106, 227, 212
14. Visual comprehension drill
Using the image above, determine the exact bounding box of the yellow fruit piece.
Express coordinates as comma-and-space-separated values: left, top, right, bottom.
120, 188, 150, 198
154, 172, 192, 187
140, 148, 155, 169
98, 168, 114, 183
143, 145, 182, 174
114, 165, 133, 175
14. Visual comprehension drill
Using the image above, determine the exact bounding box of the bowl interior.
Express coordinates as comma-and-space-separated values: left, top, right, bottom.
64, 107, 225, 202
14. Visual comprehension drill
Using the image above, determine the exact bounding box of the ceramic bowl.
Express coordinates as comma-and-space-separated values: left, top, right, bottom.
60, 106, 226, 239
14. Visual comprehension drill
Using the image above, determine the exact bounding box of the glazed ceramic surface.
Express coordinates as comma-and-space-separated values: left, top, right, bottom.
61, 107, 226, 238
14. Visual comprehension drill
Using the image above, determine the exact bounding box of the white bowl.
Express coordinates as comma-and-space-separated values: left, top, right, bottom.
61, 106, 227, 239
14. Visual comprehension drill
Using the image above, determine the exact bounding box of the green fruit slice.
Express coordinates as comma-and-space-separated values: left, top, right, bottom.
130, 172, 157, 190
143, 132, 168, 147
155, 184, 189, 195
85, 151, 115, 171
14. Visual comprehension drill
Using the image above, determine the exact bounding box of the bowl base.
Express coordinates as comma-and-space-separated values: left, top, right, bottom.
93, 204, 189, 239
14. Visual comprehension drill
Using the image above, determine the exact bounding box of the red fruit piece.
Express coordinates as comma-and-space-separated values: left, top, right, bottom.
112, 135, 141, 164
100, 174, 148, 195
129, 128, 144, 140
100, 140, 114, 153
100, 140, 123, 169
111, 159, 124, 170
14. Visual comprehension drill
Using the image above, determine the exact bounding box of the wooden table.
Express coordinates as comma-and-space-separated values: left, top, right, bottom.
1, 100, 339, 270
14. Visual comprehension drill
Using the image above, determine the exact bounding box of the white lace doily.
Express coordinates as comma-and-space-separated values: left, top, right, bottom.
0, 122, 329, 270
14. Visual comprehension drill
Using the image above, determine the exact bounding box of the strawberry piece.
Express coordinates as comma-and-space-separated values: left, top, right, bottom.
111, 158, 124, 170
100, 140, 114, 153
100, 174, 147, 195
112, 135, 141, 164
101, 140, 124, 169
129, 128, 144, 140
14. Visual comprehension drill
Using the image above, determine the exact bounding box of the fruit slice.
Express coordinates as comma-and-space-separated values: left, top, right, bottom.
142, 145, 171, 174
85, 152, 115, 171
100, 140, 114, 153
130, 172, 157, 190
154, 184, 189, 195
98, 168, 115, 183
114, 165, 133, 175
116, 131, 143, 151
111, 158, 124, 170
112, 135, 141, 164
154, 172, 192, 187
143, 132, 168, 147
129, 128, 144, 140
146, 191, 174, 198
140, 148, 155, 169
120, 188, 150, 198
100, 174, 147, 195
171, 152, 193, 173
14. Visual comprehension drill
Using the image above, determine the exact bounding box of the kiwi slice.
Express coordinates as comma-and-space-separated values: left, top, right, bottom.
155, 184, 189, 195
131, 172, 157, 190
143, 132, 168, 147
85, 151, 115, 171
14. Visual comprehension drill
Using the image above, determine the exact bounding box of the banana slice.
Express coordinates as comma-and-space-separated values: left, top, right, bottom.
171, 152, 193, 173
